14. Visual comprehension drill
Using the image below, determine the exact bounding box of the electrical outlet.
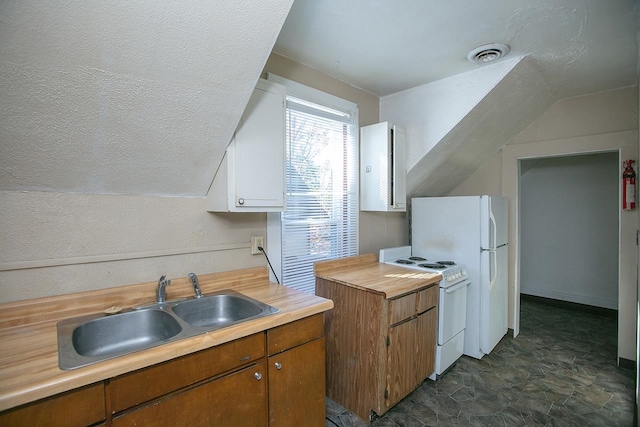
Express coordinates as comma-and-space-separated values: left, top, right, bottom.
251, 236, 264, 255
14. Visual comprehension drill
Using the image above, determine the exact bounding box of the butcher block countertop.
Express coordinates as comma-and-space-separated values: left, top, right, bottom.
0, 267, 333, 412
314, 253, 442, 299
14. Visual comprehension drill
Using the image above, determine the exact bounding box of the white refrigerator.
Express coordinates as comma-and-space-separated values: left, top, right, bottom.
411, 196, 508, 359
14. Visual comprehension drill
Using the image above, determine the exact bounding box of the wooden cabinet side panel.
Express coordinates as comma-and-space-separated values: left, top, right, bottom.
316, 278, 385, 421
112, 362, 267, 427
0, 382, 105, 427
267, 313, 323, 356
108, 332, 265, 413
385, 319, 417, 409
268, 337, 326, 427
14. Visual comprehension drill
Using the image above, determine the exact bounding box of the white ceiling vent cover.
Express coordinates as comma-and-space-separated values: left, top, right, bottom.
467, 43, 510, 64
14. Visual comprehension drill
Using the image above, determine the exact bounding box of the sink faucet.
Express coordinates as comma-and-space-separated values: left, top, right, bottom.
156, 275, 171, 303
188, 273, 202, 298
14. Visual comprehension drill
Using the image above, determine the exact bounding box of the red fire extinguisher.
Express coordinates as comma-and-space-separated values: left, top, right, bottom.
622, 159, 636, 211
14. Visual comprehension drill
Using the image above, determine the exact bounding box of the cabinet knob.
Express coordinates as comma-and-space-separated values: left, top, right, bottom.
274, 362, 282, 370
254, 372, 262, 380
238, 198, 245, 205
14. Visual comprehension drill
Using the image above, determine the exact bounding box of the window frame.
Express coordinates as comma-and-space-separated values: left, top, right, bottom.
266, 73, 359, 290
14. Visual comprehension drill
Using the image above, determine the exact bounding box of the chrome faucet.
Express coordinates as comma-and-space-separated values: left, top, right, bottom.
156, 275, 171, 303
188, 272, 202, 298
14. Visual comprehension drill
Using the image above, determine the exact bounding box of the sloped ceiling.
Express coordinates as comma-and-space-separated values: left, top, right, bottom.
0, 0, 294, 196
275, 0, 638, 196
274, 0, 638, 99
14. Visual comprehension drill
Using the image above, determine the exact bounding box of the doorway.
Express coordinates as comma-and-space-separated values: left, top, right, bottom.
519, 152, 619, 309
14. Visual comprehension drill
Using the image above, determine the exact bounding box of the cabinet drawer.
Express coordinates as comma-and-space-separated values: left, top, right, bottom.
267, 314, 324, 355
0, 382, 104, 427
109, 332, 265, 413
388, 293, 417, 325
417, 285, 438, 314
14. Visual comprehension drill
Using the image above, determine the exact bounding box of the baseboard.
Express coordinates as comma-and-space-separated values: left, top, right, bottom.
520, 288, 617, 310
521, 294, 617, 318
618, 357, 635, 371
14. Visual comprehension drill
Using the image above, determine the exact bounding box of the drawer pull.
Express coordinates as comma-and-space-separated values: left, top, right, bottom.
275, 362, 282, 370
254, 372, 262, 380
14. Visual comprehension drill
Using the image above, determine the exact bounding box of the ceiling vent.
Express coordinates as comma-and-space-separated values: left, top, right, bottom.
467, 43, 510, 64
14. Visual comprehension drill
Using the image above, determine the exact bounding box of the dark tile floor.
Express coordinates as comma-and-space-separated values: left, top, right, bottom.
325, 296, 635, 426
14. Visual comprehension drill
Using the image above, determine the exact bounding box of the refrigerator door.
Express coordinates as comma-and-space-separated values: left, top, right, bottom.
480, 243, 509, 353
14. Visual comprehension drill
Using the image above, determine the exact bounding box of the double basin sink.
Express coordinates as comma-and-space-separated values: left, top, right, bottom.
57, 290, 280, 370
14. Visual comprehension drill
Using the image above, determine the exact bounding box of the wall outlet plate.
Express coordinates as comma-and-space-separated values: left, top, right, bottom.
251, 236, 264, 255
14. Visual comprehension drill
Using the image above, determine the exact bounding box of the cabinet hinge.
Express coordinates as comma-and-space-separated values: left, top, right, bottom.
386, 336, 390, 347
384, 389, 389, 399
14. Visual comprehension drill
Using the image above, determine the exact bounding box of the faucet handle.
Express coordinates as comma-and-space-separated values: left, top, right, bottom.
188, 272, 202, 298
156, 274, 171, 303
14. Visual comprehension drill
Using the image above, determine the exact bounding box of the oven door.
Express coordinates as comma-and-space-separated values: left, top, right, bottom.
438, 280, 470, 344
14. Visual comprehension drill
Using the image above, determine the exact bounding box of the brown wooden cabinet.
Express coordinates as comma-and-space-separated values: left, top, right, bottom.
0, 314, 327, 427
0, 382, 105, 427
267, 314, 326, 427
316, 277, 437, 422
112, 362, 268, 427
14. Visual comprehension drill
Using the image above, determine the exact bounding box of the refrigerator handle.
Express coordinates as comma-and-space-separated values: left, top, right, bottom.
489, 249, 497, 290
488, 207, 498, 290
489, 208, 497, 250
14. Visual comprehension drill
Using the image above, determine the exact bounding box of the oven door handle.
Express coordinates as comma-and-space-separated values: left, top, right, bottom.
444, 280, 470, 294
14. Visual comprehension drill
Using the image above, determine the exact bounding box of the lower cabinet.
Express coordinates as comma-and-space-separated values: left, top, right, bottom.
0, 314, 327, 427
0, 382, 105, 427
112, 362, 268, 427
386, 308, 437, 408
267, 314, 326, 427
316, 277, 438, 422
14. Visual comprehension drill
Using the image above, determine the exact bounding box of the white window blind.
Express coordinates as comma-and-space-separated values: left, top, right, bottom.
267, 74, 359, 294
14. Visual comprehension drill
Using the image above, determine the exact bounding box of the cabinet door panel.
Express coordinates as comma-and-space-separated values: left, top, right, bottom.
269, 338, 325, 427
385, 319, 416, 408
234, 80, 285, 208
109, 332, 264, 413
0, 382, 104, 427
113, 362, 267, 427
415, 308, 437, 382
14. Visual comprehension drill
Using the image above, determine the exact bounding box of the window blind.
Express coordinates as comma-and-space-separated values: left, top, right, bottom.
279, 96, 359, 294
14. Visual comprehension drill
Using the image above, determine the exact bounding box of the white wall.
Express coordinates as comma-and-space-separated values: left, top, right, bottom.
519, 153, 619, 309
0, 191, 266, 303
0, 54, 382, 304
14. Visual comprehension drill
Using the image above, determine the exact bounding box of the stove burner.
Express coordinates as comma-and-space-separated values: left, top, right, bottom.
408, 256, 426, 261
419, 263, 447, 269
437, 261, 456, 265
395, 259, 415, 265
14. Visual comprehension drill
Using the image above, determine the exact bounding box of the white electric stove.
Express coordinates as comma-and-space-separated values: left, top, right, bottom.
380, 246, 470, 380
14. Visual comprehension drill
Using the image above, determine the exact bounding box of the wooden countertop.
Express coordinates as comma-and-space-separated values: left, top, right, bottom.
0, 267, 333, 412
314, 254, 442, 299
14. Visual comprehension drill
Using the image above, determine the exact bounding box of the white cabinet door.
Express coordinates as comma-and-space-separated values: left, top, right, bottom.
207, 79, 285, 212
360, 122, 406, 212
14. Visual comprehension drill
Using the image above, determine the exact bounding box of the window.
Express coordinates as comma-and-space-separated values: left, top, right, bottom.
267, 75, 359, 294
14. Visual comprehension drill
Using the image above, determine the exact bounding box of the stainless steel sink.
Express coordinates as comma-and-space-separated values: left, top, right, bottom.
57, 290, 279, 370
71, 309, 182, 357
171, 292, 280, 328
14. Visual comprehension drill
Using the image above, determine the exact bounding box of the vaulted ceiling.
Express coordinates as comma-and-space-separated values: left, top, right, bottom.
0, 1, 637, 198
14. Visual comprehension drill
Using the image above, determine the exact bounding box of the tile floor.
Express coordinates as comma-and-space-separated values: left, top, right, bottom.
325, 296, 635, 426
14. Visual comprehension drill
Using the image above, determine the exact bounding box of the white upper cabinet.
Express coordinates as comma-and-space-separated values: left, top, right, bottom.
360, 122, 407, 212
207, 79, 286, 212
